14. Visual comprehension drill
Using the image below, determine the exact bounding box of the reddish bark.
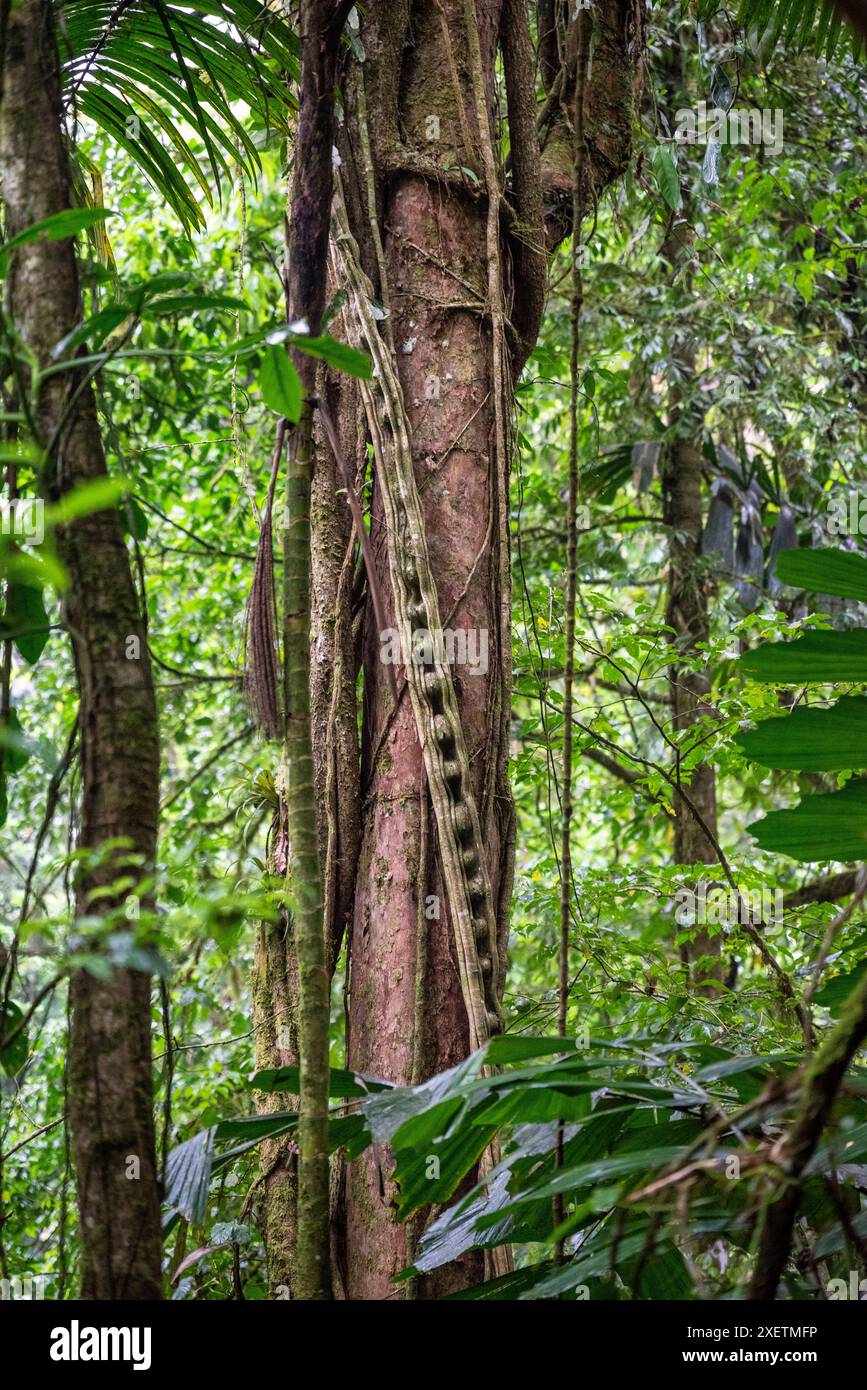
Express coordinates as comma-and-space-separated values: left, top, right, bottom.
316, 0, 645, 1298
343, 0, 507, 1298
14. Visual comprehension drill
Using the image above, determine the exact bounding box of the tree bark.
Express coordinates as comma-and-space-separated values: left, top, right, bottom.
663, 438, 719, 867
340, 0, 512, 1297
251, 0, 646, 1300
658, 74, 721, 976
750, 957, 867, 1299
281, 0, 354, 1301
0, 0, 162, 1298
313, 0, 645, 1300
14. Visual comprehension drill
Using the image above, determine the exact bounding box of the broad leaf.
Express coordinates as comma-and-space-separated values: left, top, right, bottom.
740, 629, 867, 683
258, 345, 302, 421
748, 777, 867, 861
736, 696, 867, 771
652, 146, 681, 210
4, 584, 50, 664
773, 547, 867, 602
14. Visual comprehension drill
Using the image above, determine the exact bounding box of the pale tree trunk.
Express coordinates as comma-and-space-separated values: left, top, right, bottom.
663, 429, 726, 980
0, 0, 162, 1298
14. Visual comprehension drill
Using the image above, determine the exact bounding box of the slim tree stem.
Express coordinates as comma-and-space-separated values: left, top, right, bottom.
282, 0, 351, 1300
554, 4, 591, 1264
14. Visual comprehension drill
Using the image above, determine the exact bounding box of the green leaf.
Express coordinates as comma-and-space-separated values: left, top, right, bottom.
0, 708, 33, 774
737, 0, 854, 61
0, 1001, 28, 1077
165, 1126, 216, 1224
291, 335, 371, 379
408, 1175, 514, 1274
122, 498, 149, 541
486, 1034, 590, 1065
60, 3, 298, 236
739, 629, 867, 682
736, 696, 867, 771
814, 962, 867, 1013
228, 326, 372, 379
248, 1064, 391, 1099
652, 145, 681, 210
444, 1262, 559, 1301
748, 777, 867, 861
392, 1120, 499, 1217
814, 1208, 867, 1259
146, 293, 249, 316
47, 477, 129, 527
773, 547, 867, 602
623, 1239, 692, 1299
213, 1111, 298, 1143
4, 583, 50, 664
258, 346, 302, 422
0, 207, 114, 256
692, 1051, 797, 1083
1, 546, 68, 594
53, 305, 131, 356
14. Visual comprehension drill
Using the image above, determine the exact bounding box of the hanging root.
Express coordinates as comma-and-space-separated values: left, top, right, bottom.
244, 421, 287, 739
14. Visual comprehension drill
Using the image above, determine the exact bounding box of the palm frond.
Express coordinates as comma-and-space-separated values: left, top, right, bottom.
737, 0, 859, 61
57, 0, 298, 233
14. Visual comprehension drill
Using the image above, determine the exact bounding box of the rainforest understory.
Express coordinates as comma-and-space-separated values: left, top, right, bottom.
1, 0, 867, 1309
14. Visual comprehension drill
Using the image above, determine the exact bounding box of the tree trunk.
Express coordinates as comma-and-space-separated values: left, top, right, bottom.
663, 436, 719, 866
251, 0, 645, 1300
277, 0, 353, 1300
318, 0, 644, 1300
750, 958, 867, 1299
659, 142, 721, 977
0, 0, 162, 1298
663, 397, 724, 984
340, 0, 514, 1296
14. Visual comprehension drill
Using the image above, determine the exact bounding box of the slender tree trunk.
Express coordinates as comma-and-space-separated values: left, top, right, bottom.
662, 396, 725, 982
660, 163, 721, 977
280, 0, 353, 1301
252, 869, 300, 1296
0, 0, 162, 1298
663, 435, 719, 866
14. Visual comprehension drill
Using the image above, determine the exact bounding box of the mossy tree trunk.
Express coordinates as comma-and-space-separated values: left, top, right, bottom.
0, 0, 162, 1299
279, 0, 354, 1300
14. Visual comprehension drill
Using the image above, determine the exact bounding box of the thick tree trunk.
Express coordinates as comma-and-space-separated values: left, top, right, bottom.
0, 0, 162, 1298
334, 0, 513, 1299
252, 0, 645, 1299
313, 0, 645, 1299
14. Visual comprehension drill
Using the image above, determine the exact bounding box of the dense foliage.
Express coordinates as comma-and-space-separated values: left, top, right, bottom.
1, 0, 866, 1302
